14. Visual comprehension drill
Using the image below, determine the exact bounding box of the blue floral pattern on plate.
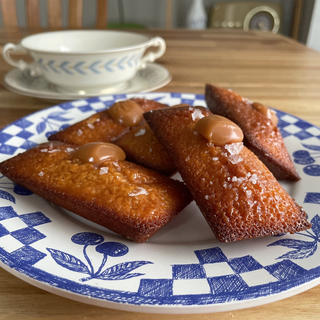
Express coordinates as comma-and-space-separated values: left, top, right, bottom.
47, 232, 152, 282
0, 92, 319, 314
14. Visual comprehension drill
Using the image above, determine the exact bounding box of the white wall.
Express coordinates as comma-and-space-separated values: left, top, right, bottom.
307, 0, 320, 52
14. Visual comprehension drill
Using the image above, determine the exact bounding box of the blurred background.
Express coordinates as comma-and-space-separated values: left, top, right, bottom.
0, 0, 319, 51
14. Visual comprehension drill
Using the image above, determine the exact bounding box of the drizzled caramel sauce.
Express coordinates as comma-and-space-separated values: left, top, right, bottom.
170, 103, 190, 108
74, 142, 126, 165
251, 102, 278, 126
195, 114, 243, 146
108, 100, 144, 127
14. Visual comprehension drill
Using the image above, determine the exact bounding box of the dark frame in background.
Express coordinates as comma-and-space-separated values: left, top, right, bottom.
293, 0, 315, 43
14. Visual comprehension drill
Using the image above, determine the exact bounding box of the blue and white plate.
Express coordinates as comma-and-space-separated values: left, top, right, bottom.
0, 92, 320, 314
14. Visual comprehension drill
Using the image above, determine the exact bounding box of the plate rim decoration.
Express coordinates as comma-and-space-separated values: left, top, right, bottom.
0, 92, 320, 314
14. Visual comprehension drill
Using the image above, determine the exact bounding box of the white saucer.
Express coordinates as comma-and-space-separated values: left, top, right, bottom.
3, 63, 172, 101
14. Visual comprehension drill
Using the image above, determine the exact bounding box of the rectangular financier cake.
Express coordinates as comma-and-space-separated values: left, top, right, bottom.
48, 98, 176, 176
0, 141, 192, 243
144, 106, 311, 242
205, 84, 300, 181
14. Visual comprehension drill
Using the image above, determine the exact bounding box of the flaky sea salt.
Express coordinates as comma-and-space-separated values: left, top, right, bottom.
191, 109, 205, 121
40, 149, 48, 152
229, 155, 243, 164
212, 157, 219, 161
87, 123, 95, 129
204, 195, 209, 200
237, 177, 245, 184
99, 167, 109, 175
225, 142, 244, 156
112, 162, 121, 171
129, 187, 149, 197
243, 97, 253, 104
38, 171, 44, 177
249, 173, 258, 184
77, 129, 83, 136
149, 148, 152, 152
135, 128, 146, 137
65, 147, 74, 154
246, 190, 252, 196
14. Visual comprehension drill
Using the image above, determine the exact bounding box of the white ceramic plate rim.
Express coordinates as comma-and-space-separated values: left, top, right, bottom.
3, 63, 172, 100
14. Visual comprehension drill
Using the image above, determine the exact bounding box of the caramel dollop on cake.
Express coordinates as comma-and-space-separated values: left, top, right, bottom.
108, 100, 144, 127
251, 102, 278, 126
195, 114, 243, 146
144, 106, 311, 242
74, 142, 126, 165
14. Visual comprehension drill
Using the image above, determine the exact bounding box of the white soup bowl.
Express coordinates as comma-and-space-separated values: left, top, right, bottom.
2, 30, 166, 93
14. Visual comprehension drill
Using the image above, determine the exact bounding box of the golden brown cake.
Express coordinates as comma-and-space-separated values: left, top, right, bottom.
48, 98, 176, 175
0, 141, 192, 243
48, 98, 167, 145
114, 122, 176, 176
144, 106, 311, 242
205, 84, 300, 181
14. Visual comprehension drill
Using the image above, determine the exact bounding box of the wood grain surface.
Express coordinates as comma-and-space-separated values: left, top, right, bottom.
0, 28, 320, 319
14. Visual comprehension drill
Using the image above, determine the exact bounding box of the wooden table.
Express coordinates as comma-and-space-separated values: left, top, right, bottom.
0, 28, 320, 319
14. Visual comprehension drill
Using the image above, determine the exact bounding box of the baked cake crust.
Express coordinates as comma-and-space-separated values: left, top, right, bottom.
48, 98, 176, 175
0, 141, 192, 243
205, 84, 300, 181
114, 122, 176, 176
48, 98, 167, 145
144, 106, 311, 242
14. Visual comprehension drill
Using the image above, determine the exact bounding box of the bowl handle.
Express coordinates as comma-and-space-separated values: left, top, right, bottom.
139, 37, 166, 69
2, 43, 43, 77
